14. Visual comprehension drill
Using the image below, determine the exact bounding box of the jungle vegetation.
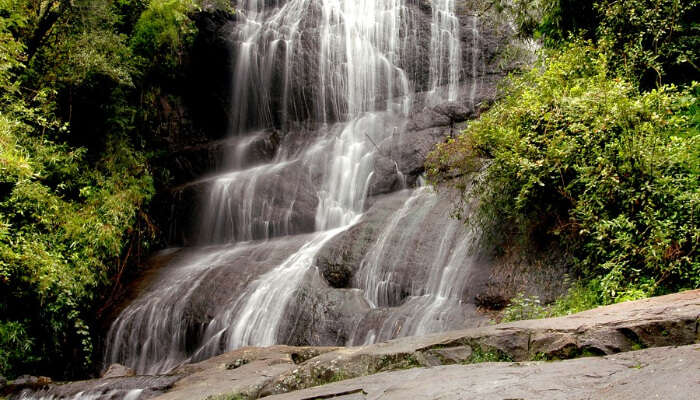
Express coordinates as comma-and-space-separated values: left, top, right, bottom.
428, 0, 698, 317
0, 0, 232, 379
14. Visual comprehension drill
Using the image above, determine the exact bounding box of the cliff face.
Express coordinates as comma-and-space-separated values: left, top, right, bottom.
100, 0, 555, 379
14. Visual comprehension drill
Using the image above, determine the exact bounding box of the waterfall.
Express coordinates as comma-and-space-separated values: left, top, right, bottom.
428, 0, 462, 104
104, 0, 486, 377
350, 185, 487, 345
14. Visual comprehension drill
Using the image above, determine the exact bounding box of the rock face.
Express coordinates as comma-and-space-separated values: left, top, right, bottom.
17, 291, 698, 400
266, 344, 700, 400
11, 376, 180, 400
260, 289, 700, 395
101, 364, 135, 379
100, 0, 542, 378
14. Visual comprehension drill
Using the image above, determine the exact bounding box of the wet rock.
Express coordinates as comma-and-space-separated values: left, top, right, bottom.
3, 376, 52, 398
11, 375, 51, 388
13, 375, 181, 400
321, 262, 353, 289
165, 130, 281, 186
103, 235, 316, 374
370, 97, 493, 195
166, 159, 319, 246
68, 291, 700, 400
316, 191, 411, 288
158, 346, 339, 400
476, 244, 572, 310
279, 272, 372, 347
318, 187, 491, 314
474, 294, 510, 310
102, 364, 135, 379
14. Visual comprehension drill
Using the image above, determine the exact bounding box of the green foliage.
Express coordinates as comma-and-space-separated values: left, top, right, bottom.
0, 0, 226, 379
595, 0, 699, 88
0, 320, 36, 376
495, 0, 598, 45
500, 0, 698, 87
0, 91, 154, 377
0, 0, 229, 380
131, 0, 195, 61
466, 346, 513, 364
502, 281, 603, 322
500, 293, 549, 322
428, 43, 699, 306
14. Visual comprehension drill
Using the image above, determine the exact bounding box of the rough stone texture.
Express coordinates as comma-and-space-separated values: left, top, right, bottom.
10, 375, 181, 400
476, 244, 572, 311
165, 130, 280, 186
266, 344, 700, 400
316, 191, 412, 289
279, 274, 372, 348
261, 290, 700, 395
369, 79, 503, 196
14, 291, 699, 400
100, 235, 317, 372
101, 364, 135, 379
2, 375, 53, 397
156, 346, 339, 400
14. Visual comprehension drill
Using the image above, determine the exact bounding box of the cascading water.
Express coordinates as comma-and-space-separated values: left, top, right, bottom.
350, 184, 488, 345
104, 0, 500, 380
428, 0, 462, 104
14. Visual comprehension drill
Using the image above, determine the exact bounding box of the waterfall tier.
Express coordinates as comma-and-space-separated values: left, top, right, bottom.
105, 0, 522, 375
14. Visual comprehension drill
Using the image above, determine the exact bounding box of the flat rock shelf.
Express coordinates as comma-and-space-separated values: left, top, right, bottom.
12, 290, 699, 399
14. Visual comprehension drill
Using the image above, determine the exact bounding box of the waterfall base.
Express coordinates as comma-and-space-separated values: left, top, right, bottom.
14, 290, 700, 400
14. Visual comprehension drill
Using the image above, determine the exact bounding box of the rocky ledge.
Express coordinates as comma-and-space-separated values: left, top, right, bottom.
267, 344, 700, 400
11, 290, 699, 399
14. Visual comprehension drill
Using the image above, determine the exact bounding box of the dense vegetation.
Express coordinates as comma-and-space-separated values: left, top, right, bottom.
0, 0, 231, 379
429, 0, 698, 315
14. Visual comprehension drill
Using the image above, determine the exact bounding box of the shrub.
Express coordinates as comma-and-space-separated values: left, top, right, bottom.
428, 44, 699, 305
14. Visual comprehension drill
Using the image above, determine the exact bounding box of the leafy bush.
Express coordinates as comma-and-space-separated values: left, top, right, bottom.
130, 0, 198, 71
428, 44, 699, 305
0, 0, 154, 379
595, 0, 699, 88
0, 97, 154, 377
0, 0, 234, 379
501, 281, 603, 322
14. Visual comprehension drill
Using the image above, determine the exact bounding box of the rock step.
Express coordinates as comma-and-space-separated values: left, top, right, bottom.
266, 344, 700, 400
259, 289, 699, 396
10, 290, 699, 400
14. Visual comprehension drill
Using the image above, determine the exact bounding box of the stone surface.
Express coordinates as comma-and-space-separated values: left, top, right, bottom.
266, 344, 700, 400
165, 158, 320, 246
101, 364, 135, 379
13, 291, 699, 400
156, 346, 339, 400
11, 375, 181, 400
260, 289, 700, 395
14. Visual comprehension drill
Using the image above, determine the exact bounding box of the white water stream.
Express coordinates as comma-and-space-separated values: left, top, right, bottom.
104, 0, 483, 379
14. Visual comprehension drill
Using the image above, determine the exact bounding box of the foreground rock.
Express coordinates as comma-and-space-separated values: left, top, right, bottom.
267, 344, 700, 400
11, 290, 699, 399
157, 346, 339, 400
259, 289, 699, 395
